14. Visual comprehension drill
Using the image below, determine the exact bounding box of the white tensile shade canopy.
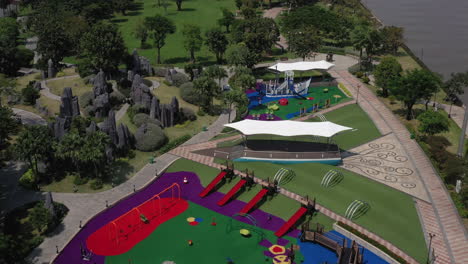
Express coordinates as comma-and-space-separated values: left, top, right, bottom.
268, 61, 335, 72
224, 120, 352, 138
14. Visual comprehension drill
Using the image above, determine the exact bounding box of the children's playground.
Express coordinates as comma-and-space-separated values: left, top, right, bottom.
54, 160, 404, 264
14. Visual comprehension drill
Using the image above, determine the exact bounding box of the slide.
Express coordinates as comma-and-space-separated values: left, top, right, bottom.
199, 171, 227, 198
217, 179, 247, 206
239, 188, 269, 214
274, 207, 308, 237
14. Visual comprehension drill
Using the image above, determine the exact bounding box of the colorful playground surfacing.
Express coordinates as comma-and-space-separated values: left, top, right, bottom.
246, 86, 347, 120
54, 171, 389, 264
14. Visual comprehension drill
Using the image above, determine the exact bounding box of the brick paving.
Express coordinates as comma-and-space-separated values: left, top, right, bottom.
330, 69, 468, 264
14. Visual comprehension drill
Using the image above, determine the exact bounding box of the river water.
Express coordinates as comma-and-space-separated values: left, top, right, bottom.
363, 0, 468, 79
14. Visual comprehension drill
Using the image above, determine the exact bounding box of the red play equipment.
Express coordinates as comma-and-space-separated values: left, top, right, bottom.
279, 98, 288, 106
199, 163, 235, 198
239, 188, 269, 214
86, 183, 188, 256
217, 179, 247, 206
275, 197, 315, 237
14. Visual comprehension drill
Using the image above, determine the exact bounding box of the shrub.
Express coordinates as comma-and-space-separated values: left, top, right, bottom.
197, 109, 206, 116
171, 72, 189, 87
118, 78, 132, 97
159, 135, 191, 154
19, 169, 36, 190
180, 82, 198, 104
132, 113, 162, 127
73, 174, 88, 185
135, 123, 168, 151
85, 105, 95, 116
180, 107, 197, 121
56, 72, 65, 77
90, 178, 103, 190
21, 84, 40, 105
417, 111, 449, 136
362, 76, 370, 84
388, 95, 397, 104
154, 67, 168, 77
355, 71, 364, 78
110, 90, 125, 106
77, 59, 95, 78
15, 47, 34, 68
444, 157, 464, 184
83, 74, 95, 85
80, 91, 94, 107
128, 104, 147, 121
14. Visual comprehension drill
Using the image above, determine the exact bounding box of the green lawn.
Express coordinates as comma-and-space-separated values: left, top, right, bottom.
106, 202, 304, 264
113, 0, 236, 65
46, 76, 92, 98
306, 104, 381, 150
249, 86, 348, 120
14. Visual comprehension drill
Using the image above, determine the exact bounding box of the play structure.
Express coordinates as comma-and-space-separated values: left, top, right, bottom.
217, 170, 255, 206
257, 70, 310, 99
226, 213, 266, 243
86, 183, 188, 256
199, 163, 235, 198
275, 197, 315, 237
345, 200, 370, 220
239, 178, 277, 215
273, 168, 295, 187
300, 221, 364, 264
320, 170, 344, 188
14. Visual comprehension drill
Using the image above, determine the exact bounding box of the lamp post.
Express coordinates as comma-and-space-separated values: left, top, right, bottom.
427, 233, 435, 264
356, 84, 361, 104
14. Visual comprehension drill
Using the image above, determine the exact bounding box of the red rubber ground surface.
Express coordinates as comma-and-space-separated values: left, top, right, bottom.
86, 198, 188, 256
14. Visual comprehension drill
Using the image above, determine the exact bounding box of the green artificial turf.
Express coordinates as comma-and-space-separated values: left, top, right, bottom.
166, 158, 427, 263
307, 104, 381, 150
105, 202, 303, 264
249, 86, 348, 120
113, 0, 236, 65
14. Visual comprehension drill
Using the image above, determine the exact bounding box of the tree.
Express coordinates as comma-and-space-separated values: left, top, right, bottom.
193, 76, 219, 111
218, 8, 235, 33
81, 3, 113, 24
63, 16, 89, 54
80, 22, 126, 75
390, 69, 441, 120
226, 44, 259, 68
235, 0, 242, 10
182, 24, 203, 63
374, 56, 402, 97
145, 15, 176, 64
381, 26, 404, 55
240, 6, 256, 19
223, 87, 244, 122
15, 125, 53, 181
231, 17, 279, 55
350, 24, 371, 68
203, 65, 227, 88
184, 63, 203, 81
417, 111, 449, 136
287, 26, 321, 61
174, 0, 183, 11
0, 106, 19, 147
364, 29, 383, 65
0, 74, 16, 104
29, 202, 52, 233
133, 18, 148, 48
205, 28, 228, 64
444, 72, 468, 118
113, 0, 132, 15
21, 83, 40, 105
54, 131, 85, 172
0, 18, 19, 76
228, 66, 255, 90
80, 131, 110, 178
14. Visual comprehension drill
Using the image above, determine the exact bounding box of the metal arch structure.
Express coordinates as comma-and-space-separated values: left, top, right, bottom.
273, 168, 295, 187
316, 113, 327, 122
345, 200, 370, 220
320, 170, 343, 188
226, 213, 265, 243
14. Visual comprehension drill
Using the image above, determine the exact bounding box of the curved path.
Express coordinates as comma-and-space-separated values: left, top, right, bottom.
12, 108, 47, 126
40, 75, 80, 101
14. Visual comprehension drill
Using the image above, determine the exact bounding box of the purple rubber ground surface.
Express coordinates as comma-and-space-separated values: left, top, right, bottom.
54, 171, 300, 264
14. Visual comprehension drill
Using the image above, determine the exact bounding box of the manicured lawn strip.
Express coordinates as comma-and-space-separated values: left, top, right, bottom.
113, 0, 236, 65
46, 76, 92, 98
306, 104, 381, 150
105, 202, 302, 264
37, 96, 60, 116
249, 86, 347, 120
209, 160, 427, 263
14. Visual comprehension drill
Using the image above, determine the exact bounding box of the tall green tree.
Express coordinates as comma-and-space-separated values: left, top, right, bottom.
390, 69, 441, 120
0, 18, 19, 76
80, 22, 126, 75
80, 131, 110, 178
374, 56, 402, 97
231, 17, 279, 55
15, 125, 54, 181
174, 0, 183, 10
287, 26, 321, 61
133, 18, 148, 48
54, 131, 85, 172
182, 24, 203, 63
444, 72, 468, 117
205, 28, 228, 64
81, 2, 113, 24
193, 76, 219, 111
0, 74, 16, 105
381, 26, 404, 55
364, 29, 383, 65
223, 87, 244, 122
228, 66, 255, 90
144, 15, 176, 64
350, 24, 371, 68
29, 202, 53, 233
113, 0, 132, 15
0, 106, 19, 147
225, 44, 259, 68
218, 8, 235, 33
203, 65, 227, 88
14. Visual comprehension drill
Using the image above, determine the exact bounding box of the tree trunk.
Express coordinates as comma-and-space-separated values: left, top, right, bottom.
158, 0, 161, 6
226, 25, 230, 33
227, 103, 232, 123
157, 47, 161, 64
359, 49, 363, 70
406, 103, 414, 120
190, 50, 195, 63
176, 0, 182, 10
425, 100, 430, 111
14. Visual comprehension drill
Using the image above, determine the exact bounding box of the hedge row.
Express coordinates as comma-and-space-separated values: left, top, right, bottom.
158, 135, 192, 154
336, 221, 408, 264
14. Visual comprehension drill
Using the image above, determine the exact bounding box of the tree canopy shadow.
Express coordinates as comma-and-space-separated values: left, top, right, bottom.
107, 159, 135, 185
111, 18, 128, 23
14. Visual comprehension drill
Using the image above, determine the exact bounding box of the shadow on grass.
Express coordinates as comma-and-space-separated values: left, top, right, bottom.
108, 159, 135, 185
164, 56, 189, 64
180, 8, 196, 11
129, 1, 143, 11
112, 18, 129, 23
126, 11, 143, 16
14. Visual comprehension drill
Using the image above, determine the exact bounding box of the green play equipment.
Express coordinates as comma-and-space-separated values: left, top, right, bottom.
320, 170, 343, 188
273, 168, 295, 187
345, 200, 370, 220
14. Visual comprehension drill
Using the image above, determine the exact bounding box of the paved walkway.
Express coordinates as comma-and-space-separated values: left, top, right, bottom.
28, 108, 235, 264
331, 69, 468, 264
12, 108, 47, 126
262, 7, 288, 50
433, 101, 468, 136
40, 75, 81, 101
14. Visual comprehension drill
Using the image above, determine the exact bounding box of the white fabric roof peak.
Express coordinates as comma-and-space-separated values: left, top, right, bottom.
224, 120, 352, 138
268, 61, 335, 72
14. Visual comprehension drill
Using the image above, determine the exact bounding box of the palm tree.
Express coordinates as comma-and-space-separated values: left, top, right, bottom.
54, 131, 85, 172
204, 65, 228, 88
80, 131, 110, 178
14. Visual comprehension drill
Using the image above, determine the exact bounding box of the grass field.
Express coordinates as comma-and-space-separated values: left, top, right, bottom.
249, 86, 348, 120
113, 0, 236, 65
46, 76, 92, 98
306, 104, 381, 150
105, 202, 304, 264
167, 158, 427, 263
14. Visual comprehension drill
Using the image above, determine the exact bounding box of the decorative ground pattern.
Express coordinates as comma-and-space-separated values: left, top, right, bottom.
341, 133, 429, 201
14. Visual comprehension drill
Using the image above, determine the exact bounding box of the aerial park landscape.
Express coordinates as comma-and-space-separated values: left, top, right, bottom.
0, 0, 467, 264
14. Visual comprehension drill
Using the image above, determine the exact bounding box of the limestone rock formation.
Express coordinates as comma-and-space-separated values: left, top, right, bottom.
131, 49, 153, 76
101, 110, 118, 145
51, 117, 71, 139
93, 69, 109, 97
116, 123, 134, 150
59, 87, 80, 118
131, 74, 152, 109
47, 59, 55, 78
44, 192, 56, 218
33, 81, 42, 91
93, 93, 110, 119
86, 121, 97, 134
127, 70, 135, 82
149, 97, 160, 120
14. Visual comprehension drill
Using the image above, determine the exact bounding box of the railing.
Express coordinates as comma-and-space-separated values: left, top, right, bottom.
242, 150, 340, 160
